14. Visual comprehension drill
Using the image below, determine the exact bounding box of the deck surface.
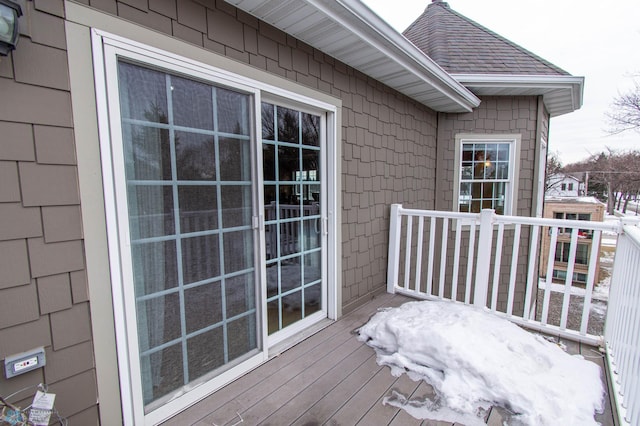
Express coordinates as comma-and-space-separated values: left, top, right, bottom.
164, 293, 615, 426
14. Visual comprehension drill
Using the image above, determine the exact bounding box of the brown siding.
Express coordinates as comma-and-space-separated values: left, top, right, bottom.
0, 1, 98, 423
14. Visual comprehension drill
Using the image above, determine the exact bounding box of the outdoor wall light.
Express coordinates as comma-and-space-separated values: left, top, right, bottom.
0, 0, 22, 56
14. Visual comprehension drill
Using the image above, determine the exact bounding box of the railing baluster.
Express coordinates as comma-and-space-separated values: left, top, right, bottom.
414, 216, 425, 293
451, 219, 462, 301
386, 204, 402, 293
464, 222, 476, 305
403, 215, 413, 290
426, 217, 436, 296
559, 228, 580, 329
490, 222, 504, 312
438, 218, 449, 299
523, 224, 539, 320
474, 209, 494, 308
580, 230, 601, 335
506, 223, 521, 317
541, 226, 559, 325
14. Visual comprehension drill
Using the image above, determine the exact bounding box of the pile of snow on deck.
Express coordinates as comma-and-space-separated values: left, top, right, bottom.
357, 300, 604, 425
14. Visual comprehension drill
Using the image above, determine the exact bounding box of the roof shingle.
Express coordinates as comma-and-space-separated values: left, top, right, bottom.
403, 1, 569, 76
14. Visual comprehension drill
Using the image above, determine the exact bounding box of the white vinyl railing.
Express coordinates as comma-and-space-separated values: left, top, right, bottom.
387, 204, 625, 343
387, 204, 640, 425
605, 224, 640, 426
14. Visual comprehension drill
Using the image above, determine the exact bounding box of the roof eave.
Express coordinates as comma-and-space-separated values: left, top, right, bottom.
453, 74, 585, 117
224, 0, 480, 113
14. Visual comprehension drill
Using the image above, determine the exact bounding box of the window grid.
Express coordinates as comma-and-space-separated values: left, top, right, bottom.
459, 142, 511, 214
262, 103, 322, 333
553, 212, 592, 237
121, 64, 257, 403
554, 241, 589, 265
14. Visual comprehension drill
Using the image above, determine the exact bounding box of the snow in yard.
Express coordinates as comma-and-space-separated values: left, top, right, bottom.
357, 300, 604, 425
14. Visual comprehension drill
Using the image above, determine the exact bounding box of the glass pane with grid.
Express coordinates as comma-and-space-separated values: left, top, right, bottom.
262, 102, 322, 335
118, 61, 258, 407
459, 142, 510, 214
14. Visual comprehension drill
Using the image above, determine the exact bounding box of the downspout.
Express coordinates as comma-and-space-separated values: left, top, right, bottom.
532, 95, 546, 218
531, 95, 547, 317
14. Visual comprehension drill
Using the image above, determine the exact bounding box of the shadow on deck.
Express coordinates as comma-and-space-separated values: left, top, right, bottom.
164, 293, 615, 426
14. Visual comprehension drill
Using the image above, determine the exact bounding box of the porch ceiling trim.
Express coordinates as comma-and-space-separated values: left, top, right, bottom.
453, 74, 585, 117
224, 0, 481, 113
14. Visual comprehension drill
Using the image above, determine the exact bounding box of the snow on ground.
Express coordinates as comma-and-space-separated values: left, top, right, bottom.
357, 300, 604, 426
538, 279, 609, 302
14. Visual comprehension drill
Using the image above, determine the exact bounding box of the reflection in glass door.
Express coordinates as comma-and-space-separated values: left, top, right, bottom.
116, 61, 259, 409
261, 103, 323, 335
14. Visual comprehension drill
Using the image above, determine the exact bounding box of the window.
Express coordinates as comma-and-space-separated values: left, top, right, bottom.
561, 183, 567, 191
117, 60, 258, 408
555, 241, 589, 265
568, 183, 574, 191
553, 269, 587, 284
553, 212, 592, 237
457, 136, 518, 215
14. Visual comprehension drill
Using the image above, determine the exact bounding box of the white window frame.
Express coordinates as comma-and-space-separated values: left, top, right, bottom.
92, 30, 339, 425
454, 134, 521, 215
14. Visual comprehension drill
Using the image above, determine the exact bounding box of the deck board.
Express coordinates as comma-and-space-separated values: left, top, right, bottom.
283, 351, 380, 425
358, 370, 421, 426
164, 293, 615, 426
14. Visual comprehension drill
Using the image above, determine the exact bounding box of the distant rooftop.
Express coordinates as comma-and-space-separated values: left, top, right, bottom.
403, 0, 569, 76
545, 196, 606, 205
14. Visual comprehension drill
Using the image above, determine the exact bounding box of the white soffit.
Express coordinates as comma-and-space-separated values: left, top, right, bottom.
453, 74, 585, 117
224, 0, 480, 113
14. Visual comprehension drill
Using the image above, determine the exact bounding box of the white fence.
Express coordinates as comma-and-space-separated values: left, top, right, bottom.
605, 224, 640, 425
387, 204, 640, 425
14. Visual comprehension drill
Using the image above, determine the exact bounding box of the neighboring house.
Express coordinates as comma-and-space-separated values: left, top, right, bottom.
547, 172, 581, 197
0, 0, 583, 424
539, 196, 606, 285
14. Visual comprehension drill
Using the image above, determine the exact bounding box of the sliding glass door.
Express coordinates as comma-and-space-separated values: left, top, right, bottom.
117, 61, 259, 409
97, 36, 335, 423
261, 103, 325, 338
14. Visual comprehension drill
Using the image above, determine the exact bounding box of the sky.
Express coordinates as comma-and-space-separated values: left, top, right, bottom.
361, 0, 640, 165
357, 300, 605, 425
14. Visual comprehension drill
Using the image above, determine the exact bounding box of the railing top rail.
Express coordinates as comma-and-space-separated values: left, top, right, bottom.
394, 206, 478, 221
622, 223, 640, 249
393, 204, 623, 233
495, 214, 621, 232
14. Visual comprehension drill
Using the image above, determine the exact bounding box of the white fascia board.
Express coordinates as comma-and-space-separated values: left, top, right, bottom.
225, 0, 480, 112
329, 0, 480, 110
453, 74, 585, 116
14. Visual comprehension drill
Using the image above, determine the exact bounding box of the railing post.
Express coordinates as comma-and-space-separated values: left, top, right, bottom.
473, 209, 494, 308
387, 204, 402, 294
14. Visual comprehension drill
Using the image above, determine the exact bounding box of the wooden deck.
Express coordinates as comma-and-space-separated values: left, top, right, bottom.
164, 293, 616, 426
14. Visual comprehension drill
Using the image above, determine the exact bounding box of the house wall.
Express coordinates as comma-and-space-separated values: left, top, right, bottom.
1, 0, 438, 422
0, 1, 99, 424
547, 174, 581, 197
434, 95, 547, 313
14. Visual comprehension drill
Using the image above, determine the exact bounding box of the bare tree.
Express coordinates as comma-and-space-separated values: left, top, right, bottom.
606, 74, 640, 134
544, 151, 564, 192
564, 148, 640, 214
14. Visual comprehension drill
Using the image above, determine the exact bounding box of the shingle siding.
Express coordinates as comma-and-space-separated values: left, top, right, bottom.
0, 4, 97, 422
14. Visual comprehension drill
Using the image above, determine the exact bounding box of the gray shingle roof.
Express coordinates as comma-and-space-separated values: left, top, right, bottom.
403, 1, 569, 76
